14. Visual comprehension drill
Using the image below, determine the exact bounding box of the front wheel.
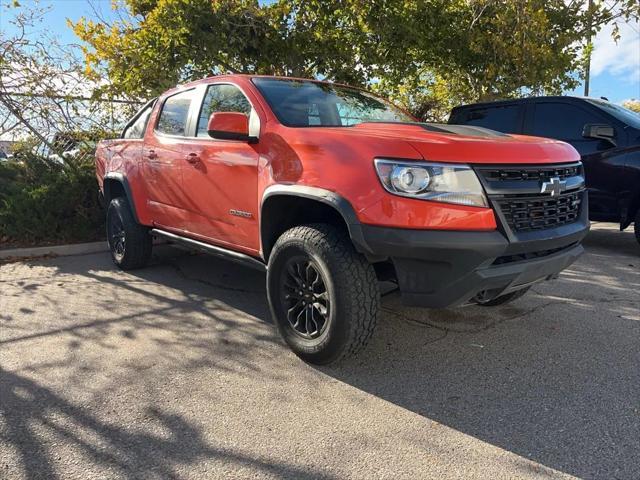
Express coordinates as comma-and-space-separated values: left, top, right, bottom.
266, 224, 380, 365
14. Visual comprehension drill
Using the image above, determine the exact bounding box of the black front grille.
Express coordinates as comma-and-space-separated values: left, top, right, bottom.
480, 164, 581, 182
495, 191, 583, 232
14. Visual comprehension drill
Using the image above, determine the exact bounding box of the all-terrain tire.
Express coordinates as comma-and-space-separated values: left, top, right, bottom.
266, 224, 380, 365
106, 197, 152, 270
476, 286, 530, 307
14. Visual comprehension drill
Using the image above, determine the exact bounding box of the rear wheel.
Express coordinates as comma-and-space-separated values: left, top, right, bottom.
106, 197, 152, 270
267, 224, 379, 365
475, 286, 530, 307
634, 209, 640, 246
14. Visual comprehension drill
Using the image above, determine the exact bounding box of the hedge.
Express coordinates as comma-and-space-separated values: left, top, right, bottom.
0, 145, 104, 247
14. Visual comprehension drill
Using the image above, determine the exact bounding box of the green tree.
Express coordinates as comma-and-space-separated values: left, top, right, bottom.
623, 100, 640, 113
368, 0, 640, 118
71, 0, 640, 120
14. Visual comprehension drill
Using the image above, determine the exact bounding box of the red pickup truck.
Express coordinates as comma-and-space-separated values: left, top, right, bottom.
96, 75, 589, 364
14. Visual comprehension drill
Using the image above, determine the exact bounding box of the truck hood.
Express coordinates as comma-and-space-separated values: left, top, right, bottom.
340, 122, 581, 164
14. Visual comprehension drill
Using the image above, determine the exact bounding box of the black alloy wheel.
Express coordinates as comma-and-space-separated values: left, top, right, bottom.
266, 224, 379, 364
108, 208, 126, 263
279, 256, 331, 339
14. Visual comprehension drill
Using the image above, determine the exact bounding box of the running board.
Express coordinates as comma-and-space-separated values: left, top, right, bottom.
150, 229, 266, 272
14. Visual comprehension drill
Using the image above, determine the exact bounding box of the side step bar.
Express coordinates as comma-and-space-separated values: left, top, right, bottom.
150, 229, 266, 272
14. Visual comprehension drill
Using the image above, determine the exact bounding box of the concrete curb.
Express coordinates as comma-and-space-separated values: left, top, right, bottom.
0, 241, 108, 260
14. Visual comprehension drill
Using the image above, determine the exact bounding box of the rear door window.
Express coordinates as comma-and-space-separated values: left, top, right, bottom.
460, 105, 522, 133
123, 101, 155, 139
156, 90, 195, 136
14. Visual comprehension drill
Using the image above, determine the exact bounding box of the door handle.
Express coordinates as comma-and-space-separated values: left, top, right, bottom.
185, 153, 201, 164
146, 150, 158, 160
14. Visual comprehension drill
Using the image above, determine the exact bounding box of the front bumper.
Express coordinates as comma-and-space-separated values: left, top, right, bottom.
355, 218, 588, 308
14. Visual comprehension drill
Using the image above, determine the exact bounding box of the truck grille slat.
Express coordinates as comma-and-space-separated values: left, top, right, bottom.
496, 191, 582, 232
480, 165, 581, 182
475, 163, 585, 234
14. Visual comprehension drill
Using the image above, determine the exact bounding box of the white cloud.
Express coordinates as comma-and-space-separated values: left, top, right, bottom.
591, 20, 640, 84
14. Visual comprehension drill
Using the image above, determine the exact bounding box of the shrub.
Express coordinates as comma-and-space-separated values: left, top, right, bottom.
0, 143, 104, 246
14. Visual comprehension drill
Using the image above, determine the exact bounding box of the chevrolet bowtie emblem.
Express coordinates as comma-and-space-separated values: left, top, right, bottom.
540, 176, 567, 196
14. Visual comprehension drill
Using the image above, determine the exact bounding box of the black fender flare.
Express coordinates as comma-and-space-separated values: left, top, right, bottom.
261, 185, 375, 257
103, 172, 140, 223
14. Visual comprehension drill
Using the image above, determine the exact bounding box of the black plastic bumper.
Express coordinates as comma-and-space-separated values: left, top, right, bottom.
354, 219, 588, 308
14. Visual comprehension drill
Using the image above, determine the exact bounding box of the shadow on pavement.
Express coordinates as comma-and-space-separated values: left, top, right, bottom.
0, 367, 336, 480
321, 225, 639, 479
1, 226, 638, 479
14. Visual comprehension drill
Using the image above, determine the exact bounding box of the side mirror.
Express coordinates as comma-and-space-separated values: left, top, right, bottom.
207, 112, 255, 142
582, 123, 616, 147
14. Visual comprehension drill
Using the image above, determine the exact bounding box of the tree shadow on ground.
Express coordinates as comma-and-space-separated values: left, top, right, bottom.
1, 229, 638, 479
0, 368, 336, 480
1, 245, 277, 377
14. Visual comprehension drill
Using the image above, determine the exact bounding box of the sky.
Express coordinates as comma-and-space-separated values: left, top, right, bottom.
1, 0, 639, 104
567, 17, 640, 103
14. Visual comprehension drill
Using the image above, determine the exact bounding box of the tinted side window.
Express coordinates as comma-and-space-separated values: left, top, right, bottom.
461, 105, 521, 133
531, 103, 603, 141
156, 90, 194, 136
123, 102, 154, 139
196, 84, 251, 137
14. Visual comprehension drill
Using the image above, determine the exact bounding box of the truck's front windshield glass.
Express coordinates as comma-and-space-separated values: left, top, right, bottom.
585, 99, 640, 129
252, 77, 413, 127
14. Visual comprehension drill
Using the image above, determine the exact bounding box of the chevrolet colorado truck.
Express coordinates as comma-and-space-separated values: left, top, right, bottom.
96, 75, 589, 364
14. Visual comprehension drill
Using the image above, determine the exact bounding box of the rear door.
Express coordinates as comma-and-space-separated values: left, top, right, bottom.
179, 82, 261, 254
142, 88, 198, 231
526, 101, 624, 219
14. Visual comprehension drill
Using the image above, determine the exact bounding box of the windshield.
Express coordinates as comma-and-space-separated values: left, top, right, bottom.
252, 78, 413, 127
585, 99, 640, 129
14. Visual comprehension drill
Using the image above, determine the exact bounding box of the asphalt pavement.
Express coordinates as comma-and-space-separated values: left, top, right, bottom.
1, 223, 638, 479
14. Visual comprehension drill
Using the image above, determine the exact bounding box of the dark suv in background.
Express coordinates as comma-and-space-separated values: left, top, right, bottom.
450, 96, 640, 245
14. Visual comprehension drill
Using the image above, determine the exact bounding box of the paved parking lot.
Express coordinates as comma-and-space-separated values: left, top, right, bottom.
1, 223, 638, 479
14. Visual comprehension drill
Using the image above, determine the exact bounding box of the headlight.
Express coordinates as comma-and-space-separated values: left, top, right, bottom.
374, 159, 488, 207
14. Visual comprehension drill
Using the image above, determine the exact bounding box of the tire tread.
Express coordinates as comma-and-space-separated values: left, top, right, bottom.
269, 224, 379, 363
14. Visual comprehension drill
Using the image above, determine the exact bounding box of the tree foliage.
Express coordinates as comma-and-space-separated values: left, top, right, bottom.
0, 3, 138, 153
68, 0, 640, 119
623, 100, 640, 113
0, 4, 126, 246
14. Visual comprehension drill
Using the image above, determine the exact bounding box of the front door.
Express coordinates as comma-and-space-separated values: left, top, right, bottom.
179, 83, 261, 254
